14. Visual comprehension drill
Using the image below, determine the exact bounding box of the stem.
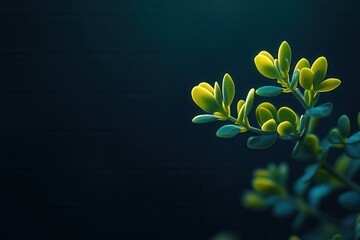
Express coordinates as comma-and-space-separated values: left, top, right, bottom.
228, 116, 237, 123
321, 162, 360, 193
227, 116, 267, 135
291, 88, 309, 110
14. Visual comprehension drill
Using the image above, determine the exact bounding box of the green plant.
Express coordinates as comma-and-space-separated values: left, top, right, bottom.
190, 41, 360, 240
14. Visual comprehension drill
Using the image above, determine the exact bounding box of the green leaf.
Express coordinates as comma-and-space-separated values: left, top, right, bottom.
311, 56, 328, 88
356, 215, 360, 240
293, 58, 310, 73
345, 142, 360, 158
303, 134, 320, 155
338, 191, 360, 210
254, 54, 277, 79
277, 121, 293, 136
302, 164, 320, 183
328, 128, 343, 144
272, 199, 296, 218
347, 131, 360, 144
192, 114, 220, 123
261, 119, 277, 132
278, 107, 298, 126
191, 86, 219, 113
214, 81, 223, 108
338, 115, 350, 138
252, 177, 282, 195
299, 68, 314, 90
257, 107, 274, 126
317, 78, 341, 92
290, 69, 300, 90
278, 41, 292, 73
216, 124, 244, 138
244, 88, 255, 122
247, 133, 277, 149
256, 102, 277, 126
222, 73, 235, 106
331, 234, 343, 240
256, 86, 283, 97
198, 82, 214, 93
307, 102, 333, 118
294, 178, 310, 196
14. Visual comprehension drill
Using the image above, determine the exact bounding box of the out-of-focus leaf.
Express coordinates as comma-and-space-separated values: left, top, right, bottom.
347, 132, 360, 144
345, 142, 360, 159
328, 128, 344, 144
256, 86, 284, 97
252, 177, 282, 195
294, 178, 310, 196
308, 184, 334, 207
331, 234, 343, 240
337, 115, 350, 138
302, 164, 320, 183
192, 114, 220, 123
338, 191, 360, 210
247, 133, 278, 149
242, 191, 267, 210
272, 199, 296, 218
307, 102, 333, 118
292, 212, 306, 231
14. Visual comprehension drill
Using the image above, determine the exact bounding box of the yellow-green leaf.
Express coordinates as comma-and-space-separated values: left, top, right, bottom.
311, 56, 328, 88
278, 107, 298, 126
299, 68, 314, 90
303, 134, 321, 154
259, 51, 275, 62
317, 78, 341, 92
258, 107, 274, 126
261, 119, 277, 132
256, 102, 277, 126
278, 41, 292, 73
198, 82, 214, 94
252, 177, 282, 195
277, 121, 294, 136
191, 86, 219, 113
293, 58, 310, 74
242, 191, 266, 210
237, 100, 245, 114
254, 54, 277, 79
244, 88, 255, 121
214, 81, 223, 107
222, 73, 235, 106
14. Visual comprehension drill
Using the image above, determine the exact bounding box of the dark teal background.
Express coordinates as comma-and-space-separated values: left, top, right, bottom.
0, 0, 359, 239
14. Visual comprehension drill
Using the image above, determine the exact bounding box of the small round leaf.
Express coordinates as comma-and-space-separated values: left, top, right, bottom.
191, 86, 219, 113
278, 107, 298, 126
277, 121, 293, 136
299, 68, 314, 90
307, 102, 333, 118
293, 58, 310, 73
337, 115, 350, 138
278, 41, 292, 73
317, 78, 341, 92
222, 73, 235, 106
192, 114, 220, 123
311, 56, 328, 88
216, 124, 244, 138
338, 191, 360, 210
261, 119, 277, 132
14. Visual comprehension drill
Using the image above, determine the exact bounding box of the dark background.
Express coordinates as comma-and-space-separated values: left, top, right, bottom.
0, 0, 359, 239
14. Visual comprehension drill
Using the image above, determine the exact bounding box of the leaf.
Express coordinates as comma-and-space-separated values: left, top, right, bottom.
222, 73, 235, 106
338, 191, 360, 210
277, 121, 293, 136
308, 184, 333, 207
299, 68, 314, 90
307, 102, 333, 118
216, 124, 244, 138
278, 107, 298, 126
198, 82, 214, 93
244, 88, 255, 122
292, 139, 303, 158
317, 78, 341, 92
294, 178, 310, 196
252, 177, 282, 195
214, 81, 223, 108
302, 164, 320, 183
292, 212, 306, 231
345, 142, 360, 158
256, 102, 277, 126
290, 69, 300, 90
355, 215, 360, 240
192, 114, 220, 123
331, 234, 343, 240
303, 134, 320, 155
256, 86, 284, 97
254, 54, 277, 79
328, 128, 343, 144
191, 86, 219, 113
337, 115, 350, 138
261, 119, 277, 132
259, 51, 275, 62
272, 199, 296, 218
242, 191, 267, 210
278, 41, 292, 73
247, 133, 278, 149
311, 56, 328, 88
347, 131, 360, 144
258, 107, 275, 126
293, 58, 310, 73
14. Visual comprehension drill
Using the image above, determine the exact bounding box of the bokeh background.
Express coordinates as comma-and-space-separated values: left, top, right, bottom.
0, 0, 359, 239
